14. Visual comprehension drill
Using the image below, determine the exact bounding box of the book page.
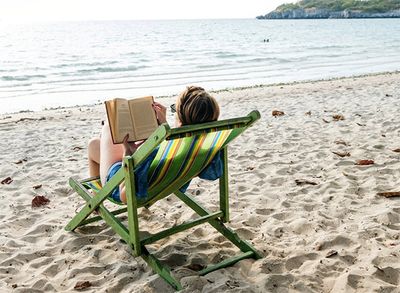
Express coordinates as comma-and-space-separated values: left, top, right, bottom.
114, 98, 135, 143
105, 100, 117, 142
128, 96, 158, 141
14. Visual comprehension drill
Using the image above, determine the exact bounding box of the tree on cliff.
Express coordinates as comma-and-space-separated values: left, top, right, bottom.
275, 0, 400, 14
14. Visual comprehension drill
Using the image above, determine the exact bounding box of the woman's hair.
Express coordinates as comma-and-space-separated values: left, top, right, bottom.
176, 86, 220, 125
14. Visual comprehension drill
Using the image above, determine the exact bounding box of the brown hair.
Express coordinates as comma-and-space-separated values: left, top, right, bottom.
176, 86, 220, 125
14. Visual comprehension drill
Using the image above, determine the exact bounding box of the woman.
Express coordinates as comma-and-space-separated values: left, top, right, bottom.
88, 86, 220, 203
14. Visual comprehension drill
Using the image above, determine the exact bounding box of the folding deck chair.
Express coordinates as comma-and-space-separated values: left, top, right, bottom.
65, 110, 262, 290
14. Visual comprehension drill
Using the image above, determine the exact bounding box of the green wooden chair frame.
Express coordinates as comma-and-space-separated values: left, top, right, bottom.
65, 110, 262, 290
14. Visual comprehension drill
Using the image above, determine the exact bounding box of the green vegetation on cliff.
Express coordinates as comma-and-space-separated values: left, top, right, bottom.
276, 0, 400, 13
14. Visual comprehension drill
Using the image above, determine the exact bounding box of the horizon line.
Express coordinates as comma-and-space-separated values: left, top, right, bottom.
0, 17, 261, 25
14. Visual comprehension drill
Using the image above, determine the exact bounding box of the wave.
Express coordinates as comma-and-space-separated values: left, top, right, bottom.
124, 51, 141, 56
0, 69, 17, 73
51, 60, 118, 69
0, 62, 280, 89
1, 74, 46, 82
0, 65, 288, 98
215, 52, 249, 59
162, 49, 186, 54
76, 65, 147, 74
310, 44, 352, 50
234, 57, 291, 64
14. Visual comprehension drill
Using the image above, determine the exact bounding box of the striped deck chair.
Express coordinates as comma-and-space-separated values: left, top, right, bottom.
65, 110, 262, 290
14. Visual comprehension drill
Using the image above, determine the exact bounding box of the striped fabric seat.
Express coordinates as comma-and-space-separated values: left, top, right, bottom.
82, 179, 124, 205
147, 129, 232, 197
82, 179, 102, 193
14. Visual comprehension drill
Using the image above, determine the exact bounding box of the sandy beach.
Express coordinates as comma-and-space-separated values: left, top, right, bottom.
0, 72, 399, 292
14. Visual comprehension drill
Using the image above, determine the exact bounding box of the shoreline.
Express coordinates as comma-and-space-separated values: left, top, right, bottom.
1, 70, 399, 118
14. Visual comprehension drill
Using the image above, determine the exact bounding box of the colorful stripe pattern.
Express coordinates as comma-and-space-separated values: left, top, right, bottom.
147, 129, 232, 195
83, 179, 102, 193
82, 179, 124, 205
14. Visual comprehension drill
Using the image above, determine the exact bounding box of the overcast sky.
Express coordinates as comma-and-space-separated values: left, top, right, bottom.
1, 0, 289, 22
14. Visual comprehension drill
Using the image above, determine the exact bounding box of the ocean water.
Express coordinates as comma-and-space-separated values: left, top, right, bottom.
1, 19, 400, 113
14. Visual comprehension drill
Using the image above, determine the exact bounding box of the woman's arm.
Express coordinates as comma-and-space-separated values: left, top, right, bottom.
122, 134, 142, 156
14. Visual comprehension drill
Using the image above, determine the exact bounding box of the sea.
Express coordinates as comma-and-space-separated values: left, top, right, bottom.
1, 18, 400, 114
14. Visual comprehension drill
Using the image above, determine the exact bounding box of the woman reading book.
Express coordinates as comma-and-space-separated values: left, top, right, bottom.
87, 86, 221, 203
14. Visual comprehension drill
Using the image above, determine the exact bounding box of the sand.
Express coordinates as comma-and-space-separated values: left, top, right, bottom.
0, 72, 399, 292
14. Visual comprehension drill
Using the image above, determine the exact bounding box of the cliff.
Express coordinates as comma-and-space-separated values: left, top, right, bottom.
257, 0, 400, 19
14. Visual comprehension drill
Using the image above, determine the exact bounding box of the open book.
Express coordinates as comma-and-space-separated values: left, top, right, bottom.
105, 96, 159, 144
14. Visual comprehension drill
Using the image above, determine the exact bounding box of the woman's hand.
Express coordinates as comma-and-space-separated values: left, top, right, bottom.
153, 102, 167, 124
122, 134, 142, 156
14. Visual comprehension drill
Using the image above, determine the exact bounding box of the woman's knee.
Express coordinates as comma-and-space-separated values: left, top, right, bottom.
88, 137, 100, 161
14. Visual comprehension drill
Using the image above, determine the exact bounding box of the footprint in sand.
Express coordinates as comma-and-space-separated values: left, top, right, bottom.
271, 212, 290, 221
315, 235, 354, 251
263, 274, 295, 292
31, 279, 56, 291
372, 256, 400, 286
285, 253, 319, 271
373, 266, 399, 286
346, 274, 365, 289
235, 227, 255, 240
260, 258, 285, 274
254, 208, 275, 216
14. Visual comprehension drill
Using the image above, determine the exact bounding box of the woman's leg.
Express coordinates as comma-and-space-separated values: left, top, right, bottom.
88, 138, 100, 177
99, 124, 124, 185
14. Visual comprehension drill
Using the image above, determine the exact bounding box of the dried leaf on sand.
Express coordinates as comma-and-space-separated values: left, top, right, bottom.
1, 177, 13, 185
326, 250, 338, 258
74, 281, 92, 290
33, 184, 42, 190
31, 195, 50, 208
332, 151, 351, 157
305, 111, 311, 116
295, 179, 317, 186
355, 159, 374, 165
322, 118, 330, 123
272, 110, 285, 117
332, 114, 345, 121
377, 192, 400, 198
392, 148, 400, 153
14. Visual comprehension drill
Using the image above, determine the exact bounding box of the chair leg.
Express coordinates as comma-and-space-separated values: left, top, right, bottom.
65, 177, 109, 231
209, 217, 262, 259
198, 251, 254, 276
123, 157, 141, 257
65, 177, 131, 245
219, 147, 229, 223
141, 247, 182, 291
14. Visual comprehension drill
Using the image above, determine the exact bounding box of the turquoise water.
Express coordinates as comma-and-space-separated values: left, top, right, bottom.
1, 19, 400, 113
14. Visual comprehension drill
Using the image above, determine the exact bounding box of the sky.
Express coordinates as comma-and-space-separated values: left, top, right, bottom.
0, 0, 289, 23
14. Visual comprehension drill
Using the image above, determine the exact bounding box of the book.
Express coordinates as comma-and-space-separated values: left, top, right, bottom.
105, 96, 159, 144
